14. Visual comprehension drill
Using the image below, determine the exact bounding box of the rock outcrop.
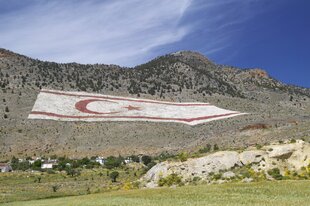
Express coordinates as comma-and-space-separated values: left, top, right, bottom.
141, 140, 310, 187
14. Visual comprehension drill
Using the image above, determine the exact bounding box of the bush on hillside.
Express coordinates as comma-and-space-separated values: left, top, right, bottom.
267, 168, 283, 180
158, 174, 183, 187
199, 144, 212, 153
109, 171, 119, 182
141, 155, 152, 165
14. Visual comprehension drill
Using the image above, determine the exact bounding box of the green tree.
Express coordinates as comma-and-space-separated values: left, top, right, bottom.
32, 159, 42, 169
142, 155, 152, 165
105, 156, 123, 169
10, 156, 19, 170
66, 168, 81, 177
52, 185, 60, 192
109, 171, 119, 182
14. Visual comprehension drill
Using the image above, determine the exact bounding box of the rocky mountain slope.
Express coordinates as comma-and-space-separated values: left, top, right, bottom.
141, 140, 310, 187
0, 48, 309, 159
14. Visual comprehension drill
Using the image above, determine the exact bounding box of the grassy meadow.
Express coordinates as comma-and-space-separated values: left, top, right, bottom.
0, 167, 143, 204
1, 180, 309, 206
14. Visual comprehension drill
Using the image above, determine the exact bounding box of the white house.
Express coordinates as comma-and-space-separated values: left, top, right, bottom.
41, 159, 58, 169
124, 157, 133, 164
29, 157, 42, 165
41, 163, 54, 169
95, 157, 105, 165
0, 163, 12, 172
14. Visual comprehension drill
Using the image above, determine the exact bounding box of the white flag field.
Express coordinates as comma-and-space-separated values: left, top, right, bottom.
28, 89, 246, 125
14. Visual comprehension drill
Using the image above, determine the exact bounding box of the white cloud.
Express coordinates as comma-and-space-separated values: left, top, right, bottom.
0, 0, 192, 66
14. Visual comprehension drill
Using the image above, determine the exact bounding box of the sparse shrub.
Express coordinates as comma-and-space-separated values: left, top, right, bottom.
47, 169, 55, 174
52, 185, 60, 192
213, 144, 219, 151
122, 181, 133, 190
178, 152, 188, 162
238, 167, 251, 179
192, 176, 201, 182
66, 168, 81, 177
199, 144, 211, 153
267, 168, 283, 180
155, 152, 176, 162
284, 169, 291, 177
109, 171, 119, 182
290, 139, 296, 143
212, 173, 222, 180
158, 174, 183, 187
255, 144, 262, 149
36, 177, 42, 183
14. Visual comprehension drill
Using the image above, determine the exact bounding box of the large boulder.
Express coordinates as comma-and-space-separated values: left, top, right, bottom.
142, 151, 241, 186
141, 140, 310, 187
266, 144, 299, 159
239, 150, 266, 165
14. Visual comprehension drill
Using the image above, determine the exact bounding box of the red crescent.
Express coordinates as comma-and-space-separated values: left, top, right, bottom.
75, 99, 121, 115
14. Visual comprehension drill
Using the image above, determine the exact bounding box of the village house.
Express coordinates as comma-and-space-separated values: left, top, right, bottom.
124, 157, 133, 164
0, 163, 12, 172
95, 157, 105, 165
41, 158, 58, 169
29, 157, 42, 165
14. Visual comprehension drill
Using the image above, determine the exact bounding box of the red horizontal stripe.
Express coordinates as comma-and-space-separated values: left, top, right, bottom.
40, 90, 211, 107
30, 111, 239, 123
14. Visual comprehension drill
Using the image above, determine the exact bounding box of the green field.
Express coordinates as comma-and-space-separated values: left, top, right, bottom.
2, 180, 309, 206
0, 168, 143, 204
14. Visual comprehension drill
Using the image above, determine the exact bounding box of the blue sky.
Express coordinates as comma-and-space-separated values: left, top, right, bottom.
0, 0, 309, 87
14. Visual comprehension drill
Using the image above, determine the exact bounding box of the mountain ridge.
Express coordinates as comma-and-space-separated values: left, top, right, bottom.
0, 48, 309, 159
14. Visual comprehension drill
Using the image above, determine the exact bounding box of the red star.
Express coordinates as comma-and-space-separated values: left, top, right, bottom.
123, 105, 141, 111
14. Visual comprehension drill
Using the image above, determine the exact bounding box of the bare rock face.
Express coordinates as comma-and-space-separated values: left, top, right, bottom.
222, 171, 235, 179
263, 140, 310, 170
141, 140, 310, 187
266, 142, 300, 159
142, 151, 241, 187
248, 69, 269, 78
239, 150, 266, 165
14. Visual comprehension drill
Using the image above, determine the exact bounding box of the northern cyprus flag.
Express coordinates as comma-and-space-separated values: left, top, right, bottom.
28, 89, 245, 125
